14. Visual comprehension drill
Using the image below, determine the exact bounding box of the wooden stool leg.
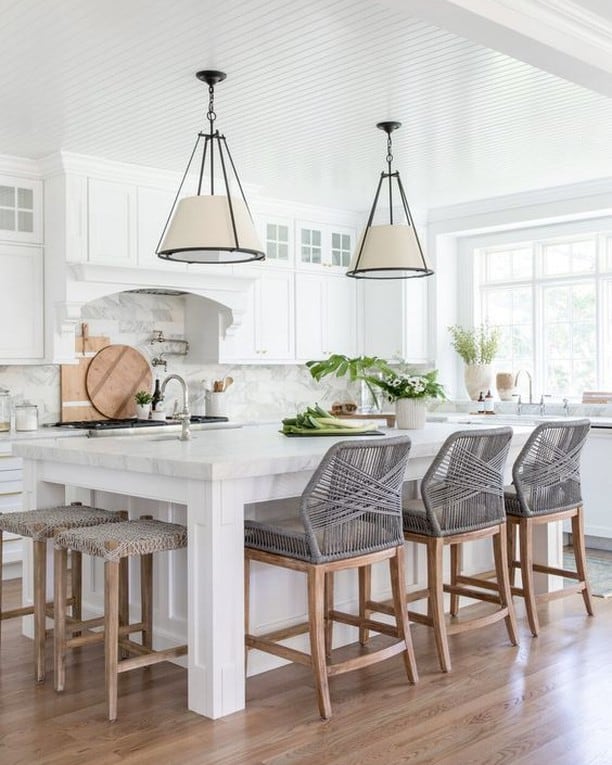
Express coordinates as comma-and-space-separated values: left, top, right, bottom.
494, 524, 519, 646
308, 565, 331, 720
118, 556, 130, 659
53, 545, 68, 692
390, 546, 418, 684
105, 560, 120, 722
571, 508, 594, 616
506, 520, 517, 586
33, 539, 47, 682
0, 530, 3, 648
70, 550, 82, 638
358, 565, 371, 646
244, 554, 251, 671
324, 572, 334, 658
519, 517, 539, 637
449, 542, 461, 617
428, 537, 451, 673
140, 553, 153, 650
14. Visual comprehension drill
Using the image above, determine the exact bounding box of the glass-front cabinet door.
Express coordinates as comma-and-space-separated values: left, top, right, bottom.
296, 221, 355, 271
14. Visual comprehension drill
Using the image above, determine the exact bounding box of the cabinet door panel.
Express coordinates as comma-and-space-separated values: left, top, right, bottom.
361, 280, 404, 360
88, 179, 136, 265
255, 271, 295, 360
137, 187, 186, 271
325, 276, 357, 357
0, 244, 43, 360
295, 273, 325, 360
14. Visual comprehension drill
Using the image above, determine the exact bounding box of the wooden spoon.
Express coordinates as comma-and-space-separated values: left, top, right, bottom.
223, 376, 234, 391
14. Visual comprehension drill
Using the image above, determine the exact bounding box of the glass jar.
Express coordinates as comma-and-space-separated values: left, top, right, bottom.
0, 388, 10, 432
15, 401, 38, 431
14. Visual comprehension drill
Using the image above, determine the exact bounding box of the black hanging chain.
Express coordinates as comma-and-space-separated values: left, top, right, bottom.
386, 132, 393, 173
207, 84, 217, 134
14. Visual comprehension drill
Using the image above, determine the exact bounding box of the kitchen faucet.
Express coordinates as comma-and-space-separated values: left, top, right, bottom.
514, 369, 533, 405
161, 374, 191, 441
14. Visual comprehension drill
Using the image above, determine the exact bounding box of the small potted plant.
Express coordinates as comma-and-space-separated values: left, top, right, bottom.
365, 369, 446, 429
448, 324, 500, 401
134, 390, 153, 420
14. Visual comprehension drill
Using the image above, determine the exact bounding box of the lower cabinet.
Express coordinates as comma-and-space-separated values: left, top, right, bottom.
295, 272, 357, 361
0, 243, 44, 362
0, 444, 23, 580
580, 430, 612, 542
220, 269, 295, 362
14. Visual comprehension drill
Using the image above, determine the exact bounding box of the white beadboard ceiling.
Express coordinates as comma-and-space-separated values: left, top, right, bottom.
2, 0, 612, 211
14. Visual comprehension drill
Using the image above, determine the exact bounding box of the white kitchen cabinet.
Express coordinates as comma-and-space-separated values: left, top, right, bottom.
295, 272, 357, 361
0, 174, 42, 244
580, 429, 612, 542
0, 444, 24, 580
255, 216, 293, 267
0, 244, 44, 361
137, 186, 187, 272
360, 278, 429, 362
220, 269, 295, 362
87, 178, 137, 265
295, 220, 355, 272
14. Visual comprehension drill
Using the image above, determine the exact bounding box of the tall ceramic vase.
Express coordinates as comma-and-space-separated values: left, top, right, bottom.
463, 364, 493, 401
395, 399, 427, 430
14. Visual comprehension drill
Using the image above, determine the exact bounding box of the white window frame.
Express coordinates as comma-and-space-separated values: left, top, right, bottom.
458, 217, 612, 399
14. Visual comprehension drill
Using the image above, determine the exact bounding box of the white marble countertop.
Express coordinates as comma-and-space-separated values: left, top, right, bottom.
11, 421, 532, 482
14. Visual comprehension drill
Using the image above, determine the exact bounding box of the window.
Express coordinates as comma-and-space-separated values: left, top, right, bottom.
265, 223, 289, 261
300, 227, 322, 264
331, 232, 352, 267
474, 231, 612, 398
0, 184, 34, 234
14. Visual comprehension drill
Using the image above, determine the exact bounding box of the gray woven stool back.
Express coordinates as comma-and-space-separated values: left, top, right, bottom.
246, 436, 412, 564
408, 427, 513, 537
54, 518, 187, 561
507, 419, 591, 517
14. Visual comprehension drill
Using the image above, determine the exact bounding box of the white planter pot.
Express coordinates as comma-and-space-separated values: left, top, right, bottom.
135, 403, 151, 420
463, 364, 493, 402
395, 398, 427, 430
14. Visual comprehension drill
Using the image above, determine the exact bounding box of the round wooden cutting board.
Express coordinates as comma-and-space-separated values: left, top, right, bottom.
86, 344, 153, 419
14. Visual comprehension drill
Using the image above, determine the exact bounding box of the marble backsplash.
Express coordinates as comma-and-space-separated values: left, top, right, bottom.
0, 292, 362, 425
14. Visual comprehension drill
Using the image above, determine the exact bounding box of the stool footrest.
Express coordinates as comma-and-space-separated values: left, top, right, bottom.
116, 644, 187, 673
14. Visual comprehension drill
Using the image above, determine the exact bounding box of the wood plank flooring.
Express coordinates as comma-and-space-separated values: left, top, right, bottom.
1, 578, 611, 765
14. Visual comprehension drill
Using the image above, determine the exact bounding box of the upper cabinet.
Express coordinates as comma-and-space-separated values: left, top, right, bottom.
256, 216, 293, 268
0, 244, 44, 362
87, 178, 137, 266
295, 272, 357, 361
0, 174, 42, 244
296, 220, 355, 272
137, 186, 186, 271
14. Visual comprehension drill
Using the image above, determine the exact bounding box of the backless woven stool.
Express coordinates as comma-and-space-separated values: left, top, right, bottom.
0, 501, 124, 681
244, 436, 417, 720
53, 517, 187, 721
504, 419, 593, 636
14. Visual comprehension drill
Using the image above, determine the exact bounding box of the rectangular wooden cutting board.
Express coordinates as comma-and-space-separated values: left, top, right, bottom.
60, 324, 110, 422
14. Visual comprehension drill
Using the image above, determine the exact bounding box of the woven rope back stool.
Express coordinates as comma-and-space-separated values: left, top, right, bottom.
244, 436, 417, 720
0, 502, 124, 681
362, 428, 517, 673
504, 419, 593, 636
53, 516, 187, 721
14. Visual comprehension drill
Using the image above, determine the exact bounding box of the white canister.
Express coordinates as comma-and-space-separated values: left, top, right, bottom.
206, 391, 226, 417
15, 401, 38, 431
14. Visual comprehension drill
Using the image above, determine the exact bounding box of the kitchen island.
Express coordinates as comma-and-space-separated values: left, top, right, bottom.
13, 422, 538, 719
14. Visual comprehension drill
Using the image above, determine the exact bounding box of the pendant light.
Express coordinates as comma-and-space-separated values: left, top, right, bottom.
157, 70, 265, 264
346, 121, 433, 279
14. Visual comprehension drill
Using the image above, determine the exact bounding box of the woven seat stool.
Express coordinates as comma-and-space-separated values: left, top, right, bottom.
245, 436, 418, 720
504, 419, 593, 637
53, 517, 188, 721
361, 428, 518, 673
0, 501, 124, 681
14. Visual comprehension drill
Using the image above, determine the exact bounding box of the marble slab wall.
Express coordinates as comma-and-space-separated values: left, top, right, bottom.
0, 292, 358, 425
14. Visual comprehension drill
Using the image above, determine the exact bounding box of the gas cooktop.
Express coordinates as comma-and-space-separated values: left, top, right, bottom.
54, 416, 229, 430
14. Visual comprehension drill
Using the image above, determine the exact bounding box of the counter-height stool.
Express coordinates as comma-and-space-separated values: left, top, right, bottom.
244, 436, 417, 720
364, 428, 517, 673
504, 419, 593, 637
53, 517, 187, 721
0, 502, 124, 681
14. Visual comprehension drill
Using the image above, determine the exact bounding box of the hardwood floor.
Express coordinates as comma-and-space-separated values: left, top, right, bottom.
1, 577, 610, 765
